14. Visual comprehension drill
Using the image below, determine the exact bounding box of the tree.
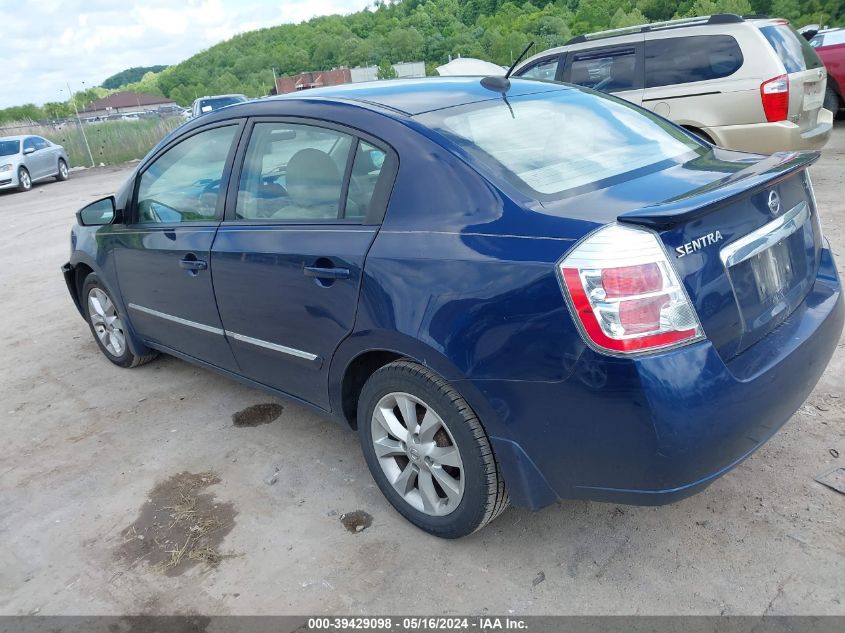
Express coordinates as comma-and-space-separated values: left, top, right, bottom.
377, 59, 398, 79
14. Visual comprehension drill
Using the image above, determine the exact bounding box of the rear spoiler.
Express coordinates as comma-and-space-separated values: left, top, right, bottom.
618, 151, 820, 229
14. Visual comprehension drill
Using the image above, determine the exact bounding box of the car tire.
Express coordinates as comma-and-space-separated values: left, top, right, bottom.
56, 159, 69, 181
17, 167, 31, 192
357, 360, 509, 538
81, 273, 158, 368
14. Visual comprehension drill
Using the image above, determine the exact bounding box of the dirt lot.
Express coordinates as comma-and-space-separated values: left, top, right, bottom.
0, 127, 843, 617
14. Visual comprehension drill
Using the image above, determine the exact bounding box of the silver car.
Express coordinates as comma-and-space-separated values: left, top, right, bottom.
0, 135, 70, 192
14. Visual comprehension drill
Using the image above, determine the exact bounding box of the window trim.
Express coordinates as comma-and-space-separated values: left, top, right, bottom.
515, 54, 566, 82
563, 43, 645, 93
127, 119, 246, 227
222, 116, 399, 227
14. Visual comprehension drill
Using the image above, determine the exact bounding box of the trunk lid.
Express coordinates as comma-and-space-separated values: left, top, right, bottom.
619, 151, 822, 360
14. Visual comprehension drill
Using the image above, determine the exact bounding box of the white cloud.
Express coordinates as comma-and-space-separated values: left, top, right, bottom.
0, 0, 370, 108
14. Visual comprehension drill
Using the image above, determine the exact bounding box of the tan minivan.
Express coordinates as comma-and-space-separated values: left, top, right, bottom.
513, 14, 833, 153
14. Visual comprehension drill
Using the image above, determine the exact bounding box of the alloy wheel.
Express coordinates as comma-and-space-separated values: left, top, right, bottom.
19, 170, 30, 190
87, 287, 126, 357
370, 392, 465, 516
59, 162, 68, 179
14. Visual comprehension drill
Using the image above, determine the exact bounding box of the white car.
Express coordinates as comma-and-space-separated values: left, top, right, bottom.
0, 135, 70, 192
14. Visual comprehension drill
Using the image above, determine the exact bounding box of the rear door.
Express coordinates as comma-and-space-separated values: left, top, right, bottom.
210, 118, 397, 408
33, 137, 59, 177
113, 121, 243, 369
563, 41, 645, 105
758, 23, 828, 131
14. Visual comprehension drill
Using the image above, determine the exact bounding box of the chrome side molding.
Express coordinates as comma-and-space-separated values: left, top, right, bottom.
128, 303, 318, 362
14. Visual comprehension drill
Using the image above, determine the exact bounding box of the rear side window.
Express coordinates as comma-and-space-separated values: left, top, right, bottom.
568, 47, 639, 93
760, 24, 824, 73
518, 56, 560, 81
645, 36, 743, 88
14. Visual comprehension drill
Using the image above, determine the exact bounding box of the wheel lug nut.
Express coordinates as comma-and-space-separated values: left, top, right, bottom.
412, 433, 420, 443
424, 456, 433, 466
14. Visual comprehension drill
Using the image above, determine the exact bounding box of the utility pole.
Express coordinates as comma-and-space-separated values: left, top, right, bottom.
271, 67, 278, 95
67, 82, 95, 168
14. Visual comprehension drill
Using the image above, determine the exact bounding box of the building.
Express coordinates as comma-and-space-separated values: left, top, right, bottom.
79, 92, 178, 119
349, 61, 426, 83
275, 69, 352, 95
274, 62, 426, 95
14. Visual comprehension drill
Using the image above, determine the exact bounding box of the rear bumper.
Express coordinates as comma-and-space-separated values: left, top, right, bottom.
479, 245, 843, 510
705, 109, 833, 153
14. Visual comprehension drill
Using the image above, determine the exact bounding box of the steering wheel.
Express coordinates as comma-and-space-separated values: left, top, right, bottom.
593, 77, 613, 92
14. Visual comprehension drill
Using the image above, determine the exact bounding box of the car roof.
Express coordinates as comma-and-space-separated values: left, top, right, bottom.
263, 77, 569, 116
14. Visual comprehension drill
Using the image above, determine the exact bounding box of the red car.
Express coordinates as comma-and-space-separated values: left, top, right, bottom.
811, 28, 845, 117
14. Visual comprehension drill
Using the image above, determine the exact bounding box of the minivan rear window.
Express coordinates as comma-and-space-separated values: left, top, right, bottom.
760, 24, 824, 73
645, 36, 744, 88
419, 89, 703, 198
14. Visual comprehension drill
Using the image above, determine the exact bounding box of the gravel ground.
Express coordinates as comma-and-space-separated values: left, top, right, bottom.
0, 126, 843, 616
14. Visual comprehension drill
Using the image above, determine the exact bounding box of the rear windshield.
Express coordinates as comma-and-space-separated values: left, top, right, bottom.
418, 88, 703, 198
759, 24, 824, 73
0, 140, 20, 157
198, 96, 245, 112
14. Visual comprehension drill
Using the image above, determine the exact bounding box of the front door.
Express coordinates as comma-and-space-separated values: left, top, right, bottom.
210, 119, 396, 408
113, 122, 243, 370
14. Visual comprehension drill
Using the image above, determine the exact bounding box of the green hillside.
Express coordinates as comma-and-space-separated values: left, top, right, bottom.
101, 65, 169, 89
1, 0, 843, 123
150, 0, 844, 105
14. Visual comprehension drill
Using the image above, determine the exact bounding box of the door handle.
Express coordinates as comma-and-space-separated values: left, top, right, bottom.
303, 265, 350, 280
179, 258, 208, 271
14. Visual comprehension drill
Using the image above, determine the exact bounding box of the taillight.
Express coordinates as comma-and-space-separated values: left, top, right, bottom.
558, 224, 703, 355
761, 75, 789, 122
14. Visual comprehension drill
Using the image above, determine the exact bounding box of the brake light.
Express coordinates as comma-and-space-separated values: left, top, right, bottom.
761, 75, 789, 122
558, 224, 703, 354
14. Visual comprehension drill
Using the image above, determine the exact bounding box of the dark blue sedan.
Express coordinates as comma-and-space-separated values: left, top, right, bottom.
62, 77, 843, 538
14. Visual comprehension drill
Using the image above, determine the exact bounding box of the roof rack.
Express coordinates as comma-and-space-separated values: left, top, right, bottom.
566, 13, 744, 45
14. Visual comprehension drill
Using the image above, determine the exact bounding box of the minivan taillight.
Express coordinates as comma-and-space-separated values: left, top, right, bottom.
558, 224, 704, 354
761, 75, 789, 122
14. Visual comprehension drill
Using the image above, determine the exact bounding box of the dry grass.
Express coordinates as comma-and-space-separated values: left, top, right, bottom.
0, 117, 183, 167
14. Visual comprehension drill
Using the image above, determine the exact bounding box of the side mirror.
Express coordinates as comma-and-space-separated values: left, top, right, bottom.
77, 196, 117, 226
23, 147, 35, 155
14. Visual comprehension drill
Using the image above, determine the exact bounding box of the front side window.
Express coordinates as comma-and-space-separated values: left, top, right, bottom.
518, 56, 560, 81
236, 123, 356, 221
568, 47, 639, 93
33, 137, 51, 150
23, 138, 36, 153
420, 89, 702, 198
645, 36, 744, 88
760, 24, 824, 73
135, 125, 237, 224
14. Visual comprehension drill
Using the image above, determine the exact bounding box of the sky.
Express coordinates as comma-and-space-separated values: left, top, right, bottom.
0, 0, 372, 108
